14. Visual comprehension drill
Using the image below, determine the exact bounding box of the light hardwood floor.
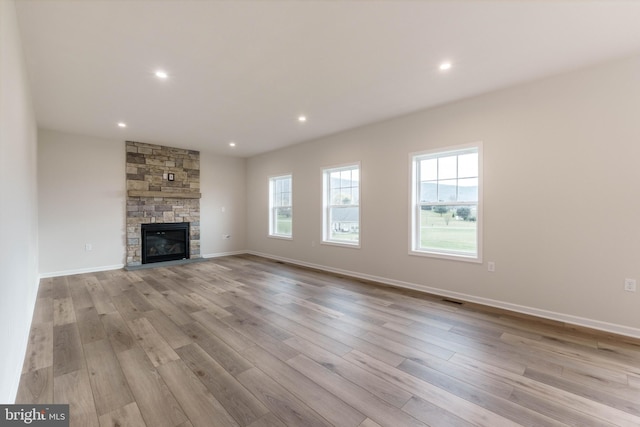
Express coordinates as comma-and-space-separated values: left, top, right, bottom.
16, 254, 640, 427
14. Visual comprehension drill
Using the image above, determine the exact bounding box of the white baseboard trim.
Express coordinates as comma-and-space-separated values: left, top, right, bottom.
248, 251, 640, 339
202, 250, 248, 259
39, 264, 125, 278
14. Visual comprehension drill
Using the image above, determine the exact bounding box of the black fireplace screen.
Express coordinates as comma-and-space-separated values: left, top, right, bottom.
141, 222, 190, 264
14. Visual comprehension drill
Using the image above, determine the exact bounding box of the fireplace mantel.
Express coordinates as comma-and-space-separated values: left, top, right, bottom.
127, 190, 201, 199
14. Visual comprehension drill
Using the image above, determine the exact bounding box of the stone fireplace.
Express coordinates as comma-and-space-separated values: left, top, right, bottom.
125, 141, 201, 266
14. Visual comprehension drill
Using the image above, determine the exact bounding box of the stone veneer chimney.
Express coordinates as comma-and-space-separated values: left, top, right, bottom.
125, 141, 201, 266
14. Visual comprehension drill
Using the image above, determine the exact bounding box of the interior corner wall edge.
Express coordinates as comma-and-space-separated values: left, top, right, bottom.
0, 0, 40, 403
245, 54, 640, 333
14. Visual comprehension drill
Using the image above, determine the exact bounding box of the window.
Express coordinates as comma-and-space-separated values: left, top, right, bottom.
411, 144, 481, 261
269, 174, 292, 238
323, 163, 360, 246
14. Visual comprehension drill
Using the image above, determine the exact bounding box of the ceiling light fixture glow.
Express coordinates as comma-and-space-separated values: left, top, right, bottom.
298, 115, 307, 122
155, 70, 169, 79
439, 62, 452, 71
229, 142, 236, 147
117, 122, 127, 128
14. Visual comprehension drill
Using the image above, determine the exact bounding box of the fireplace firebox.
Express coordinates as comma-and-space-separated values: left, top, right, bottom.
141, 222, 190, 264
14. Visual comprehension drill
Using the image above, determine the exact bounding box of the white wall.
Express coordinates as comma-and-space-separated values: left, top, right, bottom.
246, 55, 640, 336
0, 0, 39, 403
38, 129, 126, 275
200, 151, 247, 257
38, 130, 247, 275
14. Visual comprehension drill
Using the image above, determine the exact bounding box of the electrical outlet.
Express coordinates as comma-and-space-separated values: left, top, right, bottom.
487, 261, 495, 272
624, 278, 637, 292
85, 243, 92, 251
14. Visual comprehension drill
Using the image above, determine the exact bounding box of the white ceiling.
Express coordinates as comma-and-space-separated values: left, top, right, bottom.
15, 1, 640, 157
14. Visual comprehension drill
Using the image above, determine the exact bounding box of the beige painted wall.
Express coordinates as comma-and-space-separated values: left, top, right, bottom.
38, 129, 127, 274
0, 0, 39, 402
200, 151, 247, 257
38, 130, 247, 275
246, 55, 640, 334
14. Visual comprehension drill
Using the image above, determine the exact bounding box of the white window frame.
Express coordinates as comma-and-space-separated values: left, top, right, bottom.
322, 162, 361, 248
410, 142, 482, 262
268, 174, 293, 239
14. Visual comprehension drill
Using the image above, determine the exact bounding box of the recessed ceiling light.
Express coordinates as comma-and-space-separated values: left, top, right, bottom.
155, 70, 168, 79
229, 142, 236, 148
298, 115, 307, 122
117, 122, 127, 128
439, 62, 452, 71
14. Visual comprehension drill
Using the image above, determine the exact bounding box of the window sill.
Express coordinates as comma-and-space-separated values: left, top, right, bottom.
409, 249, 481, 263
322, 240, 361, 249
268, 235, 293, 241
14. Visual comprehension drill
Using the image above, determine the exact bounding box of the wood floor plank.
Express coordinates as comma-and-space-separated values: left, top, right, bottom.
180, 321, 253, 377
76, 306, 107, 344
144, 290, 194, 325
83, 339, 135, 415
53, 322, 83, 377
158, 360, 240, 427
508, 387, 619, 427
358, 419, 384, 427
111, 293, 146, 320
524, 367, 640, 417
190, 309, 254, 353
52, 276, 70, 299
123, 288, 156, 313
127, 317, 180, 367
502, 331, 640, 377
245, 413, 287, 427
176, 343, 270, 426
86, 280, 117, 314
361, 330, 454, 362
451, 352, 640, 427
237, 367, 331, 427
397, 358, 563, 427
284, 336, 412, 408
382, 320, 531, 375
163, 289, 203, 313
117, 346, 188, 427
344, 349, 523, 427
183, 291, 232, 314
31, 296, 53, 324
37, 277, 54, 299
101, 311, 136, 353
143, 309, 193, 349
21, 321, 53, 373
396, 353, 514, 400
402, 396, 475, 427
68, 276, 96, 310
16, 366, 53, 404
218, 309, 298, 362
54, 368, 99, 427
53, 297, 76, 326
286, 354, 427, 427
269, 302, 405, 366
98, 402, 147, 427
222, 293, 353, 357
241, 344, 367, 427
